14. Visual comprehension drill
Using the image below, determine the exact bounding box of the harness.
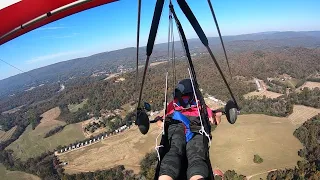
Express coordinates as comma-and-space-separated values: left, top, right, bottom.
167, 95, 199, 143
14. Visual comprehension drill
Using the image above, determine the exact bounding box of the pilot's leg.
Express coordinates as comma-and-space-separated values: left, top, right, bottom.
186, 133, 208, 180
159, 122, 186, 180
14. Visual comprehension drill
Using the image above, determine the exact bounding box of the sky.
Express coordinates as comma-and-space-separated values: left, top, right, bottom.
0, 0, 319, 80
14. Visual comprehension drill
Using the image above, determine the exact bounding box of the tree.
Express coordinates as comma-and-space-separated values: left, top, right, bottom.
224, 170, 246, 180
253, 154, 263, 164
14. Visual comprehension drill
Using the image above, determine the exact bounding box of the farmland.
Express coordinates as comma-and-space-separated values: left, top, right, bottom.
58, 124, 161, 174
244, 90, 283, 99
68, 99, 88, 113
210, 114, 302, 178
299, 81, 320, 90
0, 126, 17, 142
288, 105, 320, 126
6, 107, 85, 160
58, 114, 302, 178
0, 163, 40, 180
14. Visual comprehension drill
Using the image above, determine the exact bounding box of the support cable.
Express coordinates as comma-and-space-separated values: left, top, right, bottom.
207, 0, 232, 77
135, 0, 142, 102
0, 58, 37, 80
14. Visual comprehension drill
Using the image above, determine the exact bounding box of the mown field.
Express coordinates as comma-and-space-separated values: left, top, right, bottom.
288, 105, 320, 126
210, 114, 302, 178
299, 81, 320, 90
244, 90, 283, 99
0, 163, 40, 180
68, 99, 88, 113
7, 107, 85, 161
0, 126, 17, 142
58, 114, 302, 178
58, 124, 161, 174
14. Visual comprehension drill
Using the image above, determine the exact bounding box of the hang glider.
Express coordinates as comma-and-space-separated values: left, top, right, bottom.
0, 0, 117, 45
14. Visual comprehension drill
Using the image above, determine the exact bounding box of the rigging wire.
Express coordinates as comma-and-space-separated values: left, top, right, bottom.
207, 0, 232, 77
171, 18, 176, 86
135, 0, 142, 102
0, 58, 37, 80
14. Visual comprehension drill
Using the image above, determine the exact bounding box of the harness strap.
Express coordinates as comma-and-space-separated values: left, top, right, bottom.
172, 111, 194, 142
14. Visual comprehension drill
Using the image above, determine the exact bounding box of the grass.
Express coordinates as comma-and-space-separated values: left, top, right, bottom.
0, 126, 17, 142
288, 105, 320, 126
68, 99, 88, 113
58, 124, 161, 174
58, 114, 302, 178
244, 90, 283, 99
210, 114, 302, 178
6, 107, 85, 161
0, 163, 40, 180
7, 123, 85, 161
299, 81, 320, 90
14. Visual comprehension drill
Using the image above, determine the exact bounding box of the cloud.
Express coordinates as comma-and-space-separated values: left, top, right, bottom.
40, 33, 80, 39
26, 51, 80, 64
36, 26, 66, 31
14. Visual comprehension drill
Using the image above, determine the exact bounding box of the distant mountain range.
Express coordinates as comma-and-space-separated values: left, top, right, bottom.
1, 31, 320, 97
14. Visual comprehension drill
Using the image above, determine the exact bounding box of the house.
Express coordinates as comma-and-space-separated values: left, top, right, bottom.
69, 147, 72, 150
85, 141, 88, 145
60, 149, 64, 153
65, 148, 68, 152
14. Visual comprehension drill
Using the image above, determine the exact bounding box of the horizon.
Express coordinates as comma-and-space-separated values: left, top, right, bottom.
0, 0, 320, 80
1, 30, 319, 81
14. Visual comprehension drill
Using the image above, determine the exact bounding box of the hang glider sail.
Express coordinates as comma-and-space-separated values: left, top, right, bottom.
0, 0, 117, 45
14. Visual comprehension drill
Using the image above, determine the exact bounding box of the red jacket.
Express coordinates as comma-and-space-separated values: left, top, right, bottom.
165, 96, 213, 118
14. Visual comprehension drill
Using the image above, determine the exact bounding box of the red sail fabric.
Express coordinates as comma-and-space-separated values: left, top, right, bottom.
0, 0, 117, 45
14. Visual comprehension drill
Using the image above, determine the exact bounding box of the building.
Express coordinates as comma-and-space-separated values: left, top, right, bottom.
254, 78, 262, 91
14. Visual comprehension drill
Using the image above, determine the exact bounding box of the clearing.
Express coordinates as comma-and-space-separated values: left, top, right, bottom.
58, 124, 161, 174
288, 105, 320, 126
244, 90, 283, 99
210, 114, 302, 178
298, 81, 320, 90
0, 126, 17, 142
1, 105, 23, 115
0, 163, 40, 180
7, 107, 85, 161
68, 99, 88, 113
58, 114, 302, 178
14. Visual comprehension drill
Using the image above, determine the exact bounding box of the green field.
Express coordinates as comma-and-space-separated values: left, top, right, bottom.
68, 99, 88, 113
0, 163, 40, 180
7, 123, 85, 161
